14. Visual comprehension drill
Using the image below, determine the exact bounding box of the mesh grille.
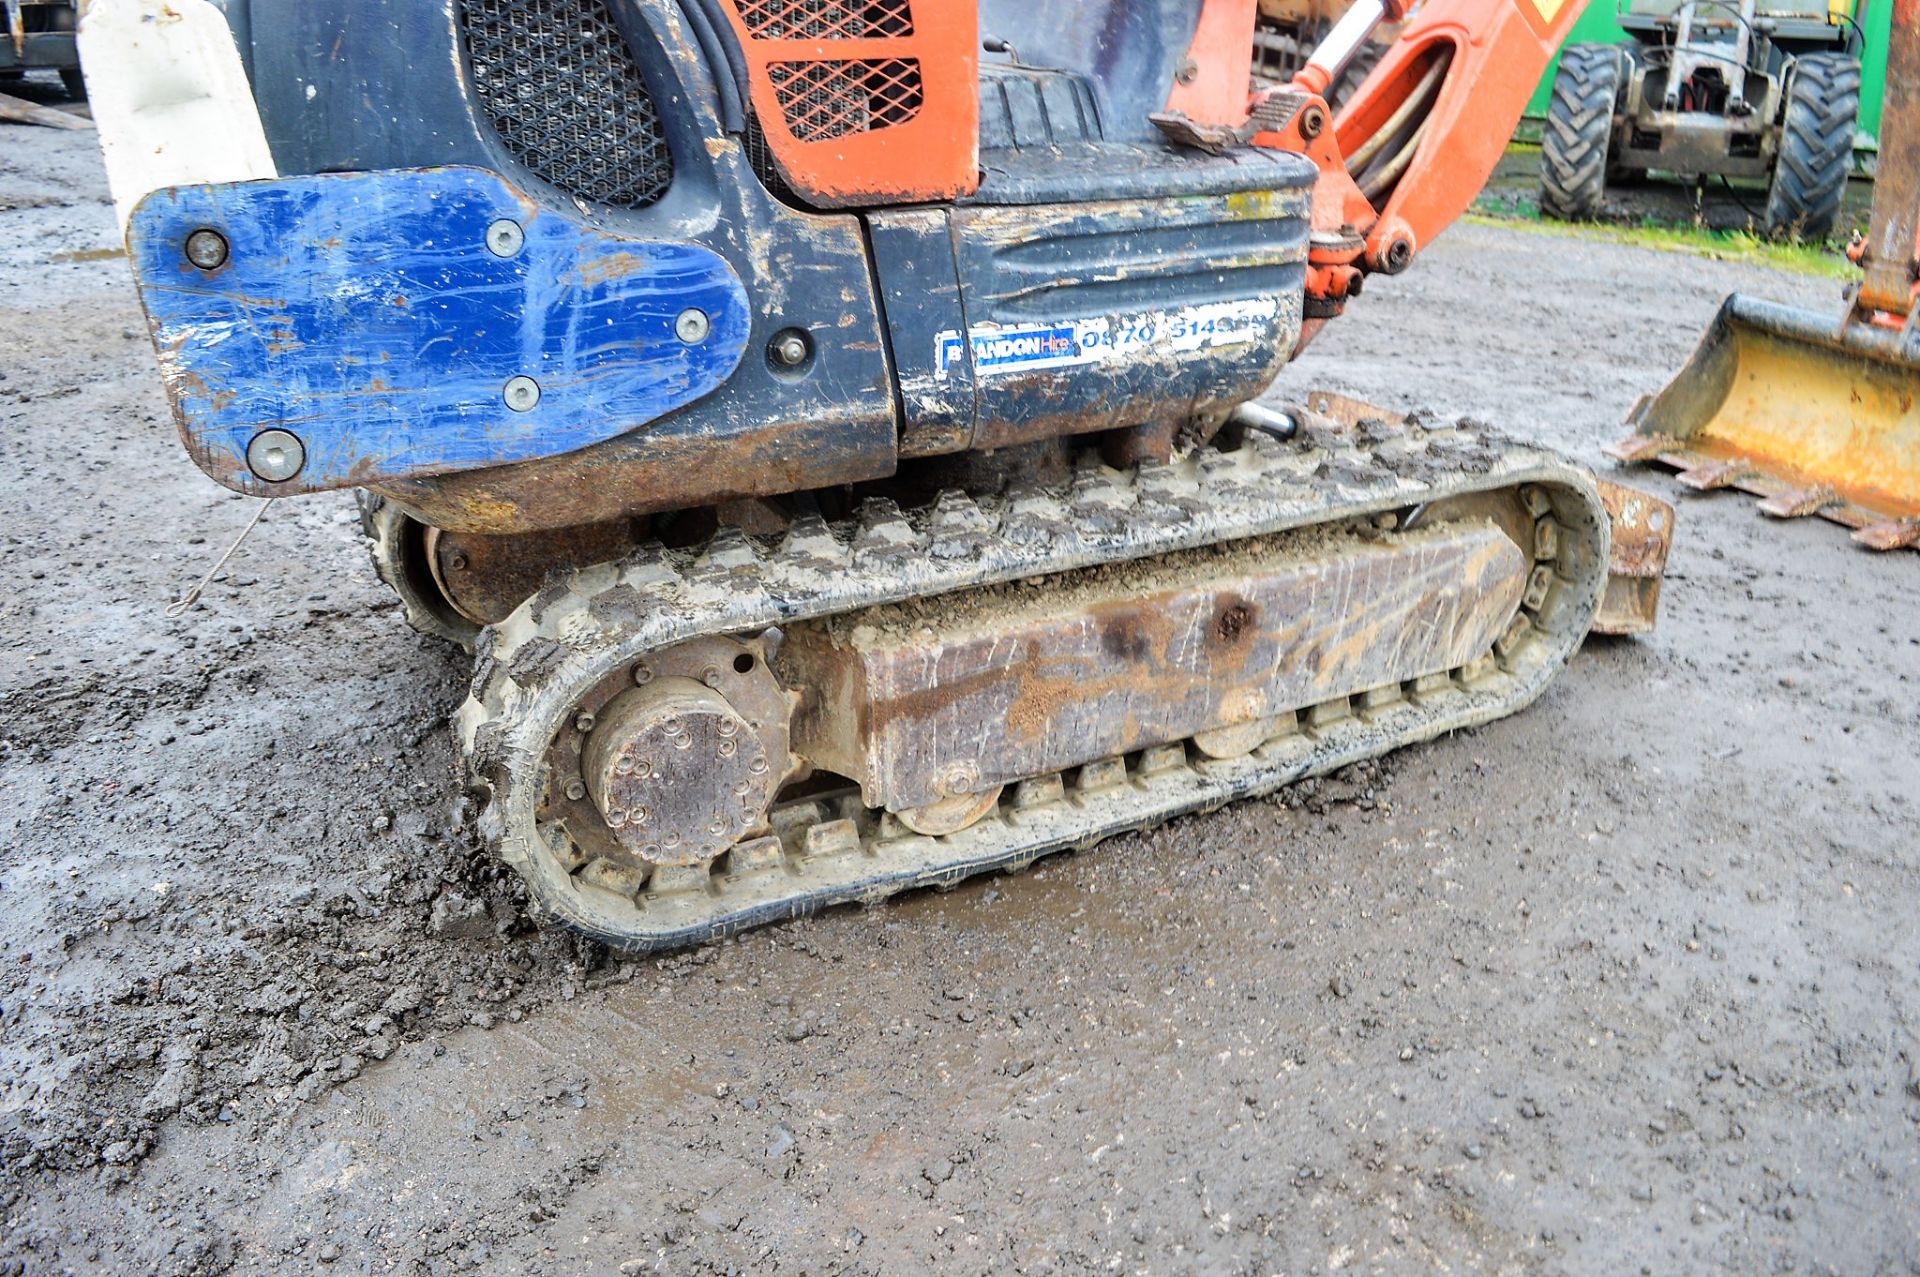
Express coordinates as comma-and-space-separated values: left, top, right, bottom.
733, 0, 913, 40
460, 0, 673, 209
767, 59, 923, 142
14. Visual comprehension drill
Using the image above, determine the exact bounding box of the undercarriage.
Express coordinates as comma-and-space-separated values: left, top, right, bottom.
453, 401, 1619, 949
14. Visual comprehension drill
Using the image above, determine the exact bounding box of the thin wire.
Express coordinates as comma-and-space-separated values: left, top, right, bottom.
1834, 12, 1865, 56
1679, 0, 1756, 40
165, 500, 269, 618
1716, 171, 1762, 220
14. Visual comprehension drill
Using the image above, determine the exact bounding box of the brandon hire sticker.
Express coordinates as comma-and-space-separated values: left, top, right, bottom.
934, 297, 1281, 382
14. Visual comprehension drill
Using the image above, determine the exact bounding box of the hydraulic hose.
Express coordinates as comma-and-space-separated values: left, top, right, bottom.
1344, 49, 1450, 178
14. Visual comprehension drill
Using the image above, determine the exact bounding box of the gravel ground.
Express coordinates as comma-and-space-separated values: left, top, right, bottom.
2, 121, 1917, 1277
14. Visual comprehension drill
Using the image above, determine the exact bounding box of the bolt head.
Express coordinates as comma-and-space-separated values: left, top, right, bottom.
632, 663, 654, 686
701, 666, 724, 689
771, 332, 809, 367
563, 778, 587, 802
940, 762, 980, 796
246, 429, 305, 483
575, 712, 596, 733
675, 308, 710, 344
485, 218, 524, 258
184, 228, 229, 271
504, 375, 541, 412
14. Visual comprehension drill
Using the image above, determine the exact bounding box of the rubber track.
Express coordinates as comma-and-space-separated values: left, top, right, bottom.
356, 492, 480, 652
457, 417, 1613, 951
1764, 53, 1860, 242
1540, 44, 1619, 222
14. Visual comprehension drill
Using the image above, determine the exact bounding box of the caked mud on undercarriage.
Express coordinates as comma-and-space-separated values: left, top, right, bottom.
449, 403, 1657, 950
84, 0, 1672, 950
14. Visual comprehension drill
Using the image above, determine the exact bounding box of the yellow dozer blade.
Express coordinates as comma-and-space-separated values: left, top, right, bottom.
1613, 7, 1920, 552
1609, 294, 1920, 551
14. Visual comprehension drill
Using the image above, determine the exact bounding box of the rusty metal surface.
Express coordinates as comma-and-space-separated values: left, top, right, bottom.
1295, 388, 1408, 428
1591, 478, 1674, 636
1614, 293, 1920, 551
538, 634, 797, 879
1097, 418, 1184, 469
359, 493, 481, 650
429, 520, 638, 625
1856, 0, 1920, 318
776, 518, 1530, 814
373, 402, 898, 535
460, 410, 1614, 951
581, 679, 774, 867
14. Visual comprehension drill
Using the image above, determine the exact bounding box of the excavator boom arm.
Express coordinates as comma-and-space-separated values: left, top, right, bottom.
1170, 0, 1591, 335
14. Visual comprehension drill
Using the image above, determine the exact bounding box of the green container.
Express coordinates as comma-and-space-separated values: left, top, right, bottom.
1527, 0, 1889, 144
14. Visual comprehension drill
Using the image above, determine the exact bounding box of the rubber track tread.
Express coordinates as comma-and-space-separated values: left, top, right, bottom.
357, 491, 480, 651
1764, 53, 1860, 242
1540, 44, 1620, 221
458, 419, 1613, 951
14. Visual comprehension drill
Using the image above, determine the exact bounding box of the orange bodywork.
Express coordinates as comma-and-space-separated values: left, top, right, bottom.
1175, 0, 1587, 333
713, 0, 979, 207
1347, 0, 1585, 265
1161, 0, 1260, 123
723, 0, 1585, 329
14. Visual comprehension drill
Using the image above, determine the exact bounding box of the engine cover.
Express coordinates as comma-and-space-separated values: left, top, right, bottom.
869, 144, 1315, 456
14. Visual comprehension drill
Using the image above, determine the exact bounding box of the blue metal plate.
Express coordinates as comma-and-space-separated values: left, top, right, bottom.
127, 167, 751, 494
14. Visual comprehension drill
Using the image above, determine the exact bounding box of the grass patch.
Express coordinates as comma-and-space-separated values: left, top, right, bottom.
1463, 209, 1857, 280
1471, 138, 1858, 279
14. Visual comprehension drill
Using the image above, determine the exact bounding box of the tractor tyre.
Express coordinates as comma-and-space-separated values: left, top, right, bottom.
1539, 44, 1621, 222
1763, 53, 1859, 242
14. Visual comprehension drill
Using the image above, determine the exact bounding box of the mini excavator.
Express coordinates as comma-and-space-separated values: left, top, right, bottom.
81, 0, 1671, 948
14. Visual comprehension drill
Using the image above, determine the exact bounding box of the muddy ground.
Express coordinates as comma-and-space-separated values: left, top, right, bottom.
3, 116, 1917, 1277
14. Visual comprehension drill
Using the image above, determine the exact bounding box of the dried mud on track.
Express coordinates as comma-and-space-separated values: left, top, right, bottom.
3, 124, 1918, 1277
